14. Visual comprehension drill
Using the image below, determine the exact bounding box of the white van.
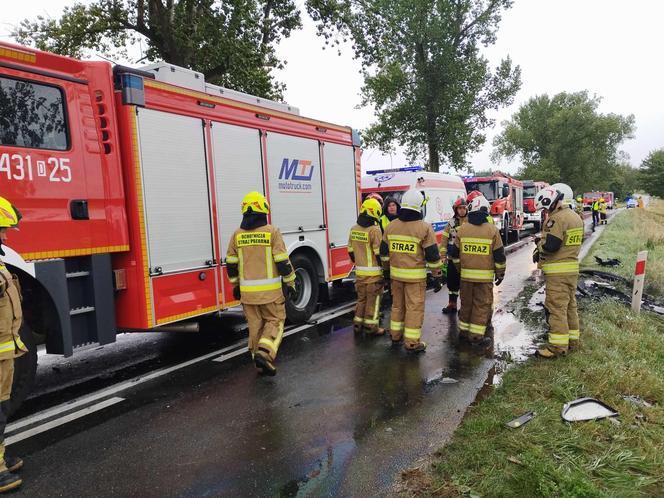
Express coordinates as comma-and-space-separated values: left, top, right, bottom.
361, 167, 467, 242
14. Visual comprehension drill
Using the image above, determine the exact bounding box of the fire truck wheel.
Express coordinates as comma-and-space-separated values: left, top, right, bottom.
5, 323, 38, 417
285, 254, 320, 324
502, 215, 510, 246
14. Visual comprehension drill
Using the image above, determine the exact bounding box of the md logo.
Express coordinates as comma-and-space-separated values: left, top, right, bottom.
279, 158, 314, 181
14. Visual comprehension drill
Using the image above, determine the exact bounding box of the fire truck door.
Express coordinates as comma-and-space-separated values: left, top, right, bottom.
322, 142, 357, 278
265, 132, 327, 272
210, 122, 264, 302
135, 108, 214, 274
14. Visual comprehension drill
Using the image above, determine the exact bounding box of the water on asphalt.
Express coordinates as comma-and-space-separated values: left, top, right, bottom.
12, 247, 543, 498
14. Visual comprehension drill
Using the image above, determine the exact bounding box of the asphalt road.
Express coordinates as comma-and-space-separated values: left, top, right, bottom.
7, 212, 613, 498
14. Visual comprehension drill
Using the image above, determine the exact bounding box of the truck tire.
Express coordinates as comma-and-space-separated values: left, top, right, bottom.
285, 253, 319, 324
5, 323, 38, 418
502, 215, 510, 246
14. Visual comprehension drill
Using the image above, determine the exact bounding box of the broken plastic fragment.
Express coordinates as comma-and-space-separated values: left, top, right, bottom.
505, 411, 536, 428
561, 397, 618, 422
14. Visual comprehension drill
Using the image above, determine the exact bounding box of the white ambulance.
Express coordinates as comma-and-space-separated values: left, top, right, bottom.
361, 167, 467, 241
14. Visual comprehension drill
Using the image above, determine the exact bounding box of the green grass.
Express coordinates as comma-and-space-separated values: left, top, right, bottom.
401, 203, 664, 498
582, 201, 664, 296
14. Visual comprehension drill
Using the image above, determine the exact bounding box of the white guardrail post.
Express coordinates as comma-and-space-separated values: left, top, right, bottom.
631, 250, 648, 313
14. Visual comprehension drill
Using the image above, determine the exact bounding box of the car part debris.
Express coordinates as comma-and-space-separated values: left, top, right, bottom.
594, 256, 621, 267
561, 397, 618, 422
621, 395, 654, 408
577, 271, 664, 316
505, 411, 536, 428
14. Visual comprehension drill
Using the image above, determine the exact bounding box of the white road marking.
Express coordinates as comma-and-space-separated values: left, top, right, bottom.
9, 302, 357, 435
6, 397, 125, 446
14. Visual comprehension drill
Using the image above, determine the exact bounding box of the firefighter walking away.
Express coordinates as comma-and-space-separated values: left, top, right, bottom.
348, 198, 385, 335
0, 197, 27, 493
225, 192, 296, 376
533, 184, 584, 358
450, 194, 506, 346
380, 189, 443, 352
440, 197, 467, 314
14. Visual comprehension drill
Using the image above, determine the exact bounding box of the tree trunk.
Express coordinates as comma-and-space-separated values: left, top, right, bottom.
428, 138, 440, 172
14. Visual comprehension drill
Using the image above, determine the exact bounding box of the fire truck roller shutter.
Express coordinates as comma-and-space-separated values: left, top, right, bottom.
265, 133, 327, 321
136, 108, 214, 274
211, 123, 264, 256
322, 143, 358, 248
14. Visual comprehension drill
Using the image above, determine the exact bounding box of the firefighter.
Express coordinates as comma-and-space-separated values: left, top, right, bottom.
225, 192, 296, 376
533, 184, 584, 358
575, 196, 584, 217
591, 197, 600, 231
380, 197, 400, 233
440, 197, 467, 314
599, 197, 608, 224
450, 196, 506, 345
380, 189, 443, 352
0, 197, 27, 493
348, 198, 384, 335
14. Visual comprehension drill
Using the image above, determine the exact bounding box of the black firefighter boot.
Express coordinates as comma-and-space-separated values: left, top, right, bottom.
0, 470, 21, 493
442, 293, 458, 314
254, 352, 277, 376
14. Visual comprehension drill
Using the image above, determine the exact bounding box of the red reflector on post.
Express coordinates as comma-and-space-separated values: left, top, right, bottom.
635, 260, 646, 276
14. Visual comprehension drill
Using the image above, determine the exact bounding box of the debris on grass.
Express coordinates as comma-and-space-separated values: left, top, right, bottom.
561, 397, 618, 422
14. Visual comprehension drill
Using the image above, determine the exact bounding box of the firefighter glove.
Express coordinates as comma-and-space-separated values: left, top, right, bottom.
232, 286, 241, 300
532, 247, 540, 263
494, 275, 503, 286
285, 283, 297, 300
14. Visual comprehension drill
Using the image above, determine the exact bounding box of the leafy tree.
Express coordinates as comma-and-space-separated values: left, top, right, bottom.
607, 161, 640, 200
493, 91, 635, 193
639, 150, 664, 197
13, 0, 310, 99
308, 0, 521, 172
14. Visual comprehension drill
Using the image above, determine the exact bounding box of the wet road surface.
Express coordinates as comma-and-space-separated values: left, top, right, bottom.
7, 212, 617, 498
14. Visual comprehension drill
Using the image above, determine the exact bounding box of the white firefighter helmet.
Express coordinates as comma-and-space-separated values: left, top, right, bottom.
550, 182, 574, 206
535, 186, 563, 211
400, 189, 427, 213
468, 195, 490, 213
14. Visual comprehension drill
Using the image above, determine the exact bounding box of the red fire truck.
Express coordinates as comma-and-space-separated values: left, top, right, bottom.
522, 180, 549, 230
0, 42, 361, 410
583, 191, 614, 210
463, 172, 524, 244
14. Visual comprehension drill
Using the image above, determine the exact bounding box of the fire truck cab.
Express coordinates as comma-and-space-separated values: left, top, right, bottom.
463, 172, 524, 245
0, 41, 360, 412
522, 180, 549, 230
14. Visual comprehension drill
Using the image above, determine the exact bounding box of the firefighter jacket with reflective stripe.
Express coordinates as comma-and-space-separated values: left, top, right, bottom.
454, 221, 505, 282
226, 225, 295, 305
381, 219, 442, 282
348, 223, 383, 283
439, 216, 466, 260
599, 201, 607, 214
0, 262, 27, 360
592, 200, 600, 212
538, 206, 584, 276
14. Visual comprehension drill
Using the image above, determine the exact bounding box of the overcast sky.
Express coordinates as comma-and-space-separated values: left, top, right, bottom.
3, 1, 663, 175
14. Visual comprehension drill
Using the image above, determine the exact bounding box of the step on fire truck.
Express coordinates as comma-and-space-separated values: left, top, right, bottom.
522, 180, 548, 230
0, 41, 361, 412
463, 172, 524, 245
361, 167, 467, 242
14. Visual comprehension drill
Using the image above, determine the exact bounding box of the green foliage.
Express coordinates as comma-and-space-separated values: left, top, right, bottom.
493, 92, 636, 194
13, 0, 309, 99
309, 0, 521, 171
639, 150, 664, 197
